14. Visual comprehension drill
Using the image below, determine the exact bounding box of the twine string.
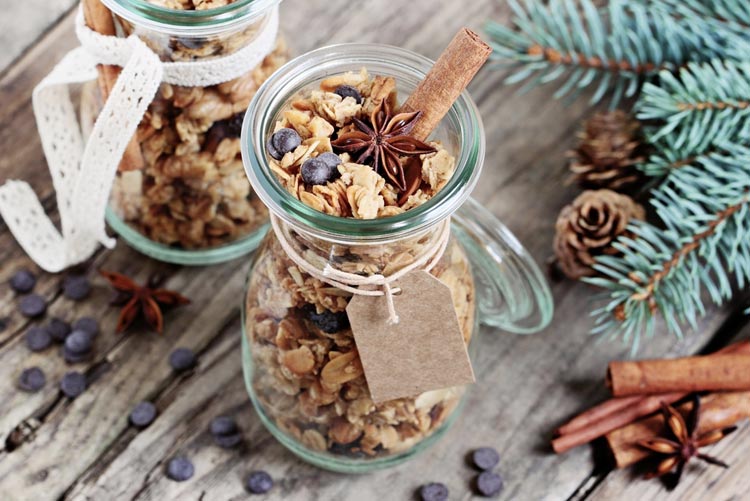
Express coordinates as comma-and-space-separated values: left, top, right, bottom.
270, 215, 451, 324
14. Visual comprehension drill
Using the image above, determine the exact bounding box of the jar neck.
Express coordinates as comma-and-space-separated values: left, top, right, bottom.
102, 0, 280, 37
241, 44, 486, 245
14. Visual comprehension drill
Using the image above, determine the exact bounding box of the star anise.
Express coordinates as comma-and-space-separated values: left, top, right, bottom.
331, 100, 437, 192
638, 395, 736, 490
100, 270, 190, 334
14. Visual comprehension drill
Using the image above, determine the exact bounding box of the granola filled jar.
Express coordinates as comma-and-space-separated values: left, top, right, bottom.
93, 0, 288, 264
240, 44, 553, 472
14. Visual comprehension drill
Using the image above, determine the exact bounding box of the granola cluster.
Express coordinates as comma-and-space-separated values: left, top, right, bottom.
108, 16, 288, 248
245, 225, 475, 459
266, 69, 457, 219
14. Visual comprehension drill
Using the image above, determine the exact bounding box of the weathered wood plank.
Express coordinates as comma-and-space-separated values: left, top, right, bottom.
0, 0, 745, 500
0, 0, 77, 74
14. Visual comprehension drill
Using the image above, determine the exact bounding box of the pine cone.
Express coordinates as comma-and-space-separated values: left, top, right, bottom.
554, 190, 645, 280
568, 110, 646, 191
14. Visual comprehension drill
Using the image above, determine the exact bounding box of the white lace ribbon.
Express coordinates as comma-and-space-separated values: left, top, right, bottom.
0, 7, 279, 272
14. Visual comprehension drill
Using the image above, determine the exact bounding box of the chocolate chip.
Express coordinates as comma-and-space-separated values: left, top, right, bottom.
63, 275, 91, 301
303, 305, 350, 333
334, 84, 363, 104
166, 456, 194, 482
10, 269, 36, 293
215, 433, 243, 448
475, 471, 503, 497
210, 415, 238, 436
129, 401, 157, 428
169, 347, 196, 372
47, 318, 72, 342
419, 482, 448, 501
245, 470, 273, 494
317, 152, 343, 169
73, 317, 99, 336
25, 327, 52, 352
268, 128, 301, 160
19, 294, 46, 318
63, 348, 91, 364
472, 447, 500, 471
301, 157, 338, 186
60, 371, 87, 398
18, 367, 46, 392
65, 330, 94, 355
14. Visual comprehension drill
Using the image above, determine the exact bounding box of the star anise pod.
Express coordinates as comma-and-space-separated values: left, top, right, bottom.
638, 395, 736, 490
100, 270, 190, 334
331, 100, 437, 192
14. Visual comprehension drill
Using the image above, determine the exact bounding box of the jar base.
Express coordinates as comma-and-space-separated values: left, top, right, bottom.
240, 332, 463, 473
106, 208, 268, 265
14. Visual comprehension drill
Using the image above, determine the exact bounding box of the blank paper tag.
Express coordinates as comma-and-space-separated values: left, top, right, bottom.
347, 270, 475, 403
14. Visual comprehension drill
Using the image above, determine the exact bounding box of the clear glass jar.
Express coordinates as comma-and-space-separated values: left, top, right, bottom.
240, 44, 554, 472
96, 0, 288, 264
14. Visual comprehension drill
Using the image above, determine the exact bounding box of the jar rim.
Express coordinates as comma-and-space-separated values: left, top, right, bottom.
102, 0, 281, 36
240, 43, 486, 243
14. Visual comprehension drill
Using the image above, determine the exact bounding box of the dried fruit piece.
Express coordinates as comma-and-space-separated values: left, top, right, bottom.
18, 367, 46, 392
245, 470, 273, 494
334, 84, 363, 104
130, 401, 157, 428
10, 269, 36, 293
166, 456, 194, 482
60, 371, 87, 398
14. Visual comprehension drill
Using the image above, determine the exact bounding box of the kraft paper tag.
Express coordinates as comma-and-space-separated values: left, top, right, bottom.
346, 270, 475, 403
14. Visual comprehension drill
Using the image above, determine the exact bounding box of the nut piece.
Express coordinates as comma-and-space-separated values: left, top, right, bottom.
321, 350, 363, 385
281, 346, 315, 375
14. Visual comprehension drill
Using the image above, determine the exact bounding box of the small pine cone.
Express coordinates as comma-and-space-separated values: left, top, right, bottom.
554, 190, 645, 280
568, 110, 646, 191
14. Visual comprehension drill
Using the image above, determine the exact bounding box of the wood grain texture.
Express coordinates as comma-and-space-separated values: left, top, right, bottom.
0, 0, 746, 500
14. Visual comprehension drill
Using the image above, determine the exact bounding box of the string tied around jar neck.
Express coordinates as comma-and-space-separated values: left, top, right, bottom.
270, 215, 452, 325
0, 6, 279, 272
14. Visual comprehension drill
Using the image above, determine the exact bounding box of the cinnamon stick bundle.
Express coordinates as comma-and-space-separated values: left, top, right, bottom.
607, 353, 750, 397
401, 28, 491, 141
552, 340, 750, 453
82, 0, 144, 171
606, 391, 750, 468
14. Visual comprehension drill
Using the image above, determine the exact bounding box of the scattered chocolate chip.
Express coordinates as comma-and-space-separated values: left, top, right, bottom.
210, 415, 238, 436
10, 269, 36, 293
63, 275, 91, 301
475, 471, 503, 497
303, 305, 350, 333
216, 433, 243, 448
169, 347, 197, 372
72, 317, 99, 336
63, 348, 91, 364
129, 401, 157, 428
63, 330, 94, 362
334, 84, 363, 104
472, 447, 500, 471
18, 367, 46, 392
60, 371, 87, 398
47, 318, 72, 342
245, 470, 273, 494
301, 157, 338, 185
19, 294, 46, 318
166, 456, 194, 482
419, 482, 449, 501
268, 128, 301, 160
25, 326, 52, 352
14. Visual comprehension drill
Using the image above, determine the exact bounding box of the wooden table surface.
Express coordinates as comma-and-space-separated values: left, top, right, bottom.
1, 1, 749, 499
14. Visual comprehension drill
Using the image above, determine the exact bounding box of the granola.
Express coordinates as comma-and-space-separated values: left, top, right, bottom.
265, 69, 457, 219
245, 228, 475, 459
106, 10, 288, 249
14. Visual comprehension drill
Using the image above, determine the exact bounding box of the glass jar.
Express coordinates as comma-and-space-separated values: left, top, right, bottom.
96, 0, 288, 264
240, 44, 554, 472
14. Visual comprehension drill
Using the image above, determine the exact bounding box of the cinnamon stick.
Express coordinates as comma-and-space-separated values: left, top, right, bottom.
552, 340, 750, 453
401, 28, 491, 141
606, 391, 750, 468
608, 353, 750, 397
82, 0, 144, 172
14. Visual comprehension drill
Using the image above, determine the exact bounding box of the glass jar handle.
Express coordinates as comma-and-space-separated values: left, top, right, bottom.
452, 197, 554, 334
